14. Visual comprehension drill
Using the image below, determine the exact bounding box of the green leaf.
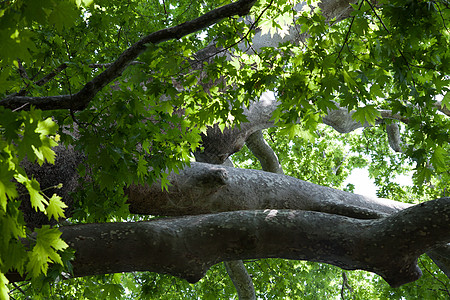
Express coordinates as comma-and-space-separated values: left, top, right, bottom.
27, 226, 68, 277
369, 84, 385, 98
0, 165, 18, 211
45, 194, 67, 220
0, 273, 9, 300
352, 105, 381, 125
442, 91, 450, 110
48, 1, 79, 32
32, 140, 57, 166
36, 117, 58, 136
430, 146, 447, 172
342, 70, 357, 92
26, 179, 47, 212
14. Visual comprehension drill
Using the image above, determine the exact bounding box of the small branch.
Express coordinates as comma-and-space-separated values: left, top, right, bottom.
17, 60, 29, 80
340, 272, 347, 299
386, 123, 402, 152
246, 130, 284, 174
335, 0, 364, 63
34, 64, 69, 87
419, 257, 450, 297
224, 261, 256, 300
14, 63, 69, 97
436, 1, 449, 33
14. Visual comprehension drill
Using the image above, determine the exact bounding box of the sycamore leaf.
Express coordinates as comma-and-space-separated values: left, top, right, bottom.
26, 179, 47, 212
27, 226, 68, 277
36, 117, 58, 136
342, 70, 357, 92
74, 0, 94, 7
3, 240, 27, 273
430, 146, 447, 172
0, 273, 9, 300
160, 173, 170, 191
279, 123, 305, 140
27, 247, 50, 277
48, 1, 79, 32
137, 156, 148, 179
2, 212, 26, 241
370, 84, 385, 98
32, 141, 57, 166
45, 194, 67, 220
0, 165, 18, 211
413, 165, 433, 185
442, 91, 450, 110
352, 105, 381, 125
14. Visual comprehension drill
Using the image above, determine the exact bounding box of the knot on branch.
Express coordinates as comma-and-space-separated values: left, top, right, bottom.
190, 167, 229, 189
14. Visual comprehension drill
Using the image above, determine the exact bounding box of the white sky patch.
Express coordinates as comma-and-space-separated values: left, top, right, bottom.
344, 168, 378, 197
344, 168, 413, 198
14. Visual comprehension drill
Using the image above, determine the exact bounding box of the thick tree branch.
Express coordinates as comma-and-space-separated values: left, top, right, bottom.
9, 198, 450, 287
126, 162, 409, 218
227, 129, 282, 299
195, 93, 411, 163
196, 126, 257, 299
0, 0, 257, 111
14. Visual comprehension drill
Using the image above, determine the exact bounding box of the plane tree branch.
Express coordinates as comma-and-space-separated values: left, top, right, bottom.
8, 198, 450, 288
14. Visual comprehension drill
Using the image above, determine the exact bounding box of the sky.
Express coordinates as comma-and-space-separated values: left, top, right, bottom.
344, 168, 413, 198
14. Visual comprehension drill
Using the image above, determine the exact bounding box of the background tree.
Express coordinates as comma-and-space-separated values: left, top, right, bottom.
1, 0, 450, 298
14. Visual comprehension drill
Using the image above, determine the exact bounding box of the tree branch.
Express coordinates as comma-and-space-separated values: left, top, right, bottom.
194, 95, 411, 164
8, 198, 450, 287
225, 261, 256, 300
245, 130, 284, 174
386, 123, 402, 152
126, 162, 409, 218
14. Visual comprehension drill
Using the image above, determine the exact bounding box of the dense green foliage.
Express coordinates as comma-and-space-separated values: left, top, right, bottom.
1, 0, 449, 298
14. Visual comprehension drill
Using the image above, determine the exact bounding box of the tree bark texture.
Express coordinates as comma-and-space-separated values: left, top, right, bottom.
126, 162, 409, 219
9, 198, 448, 288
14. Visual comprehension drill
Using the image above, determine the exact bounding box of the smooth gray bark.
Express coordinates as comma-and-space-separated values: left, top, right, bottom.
246, 130, 284, 174
225, 261, 256, 300
8, 198, 450, 288
127, 162, 409, 219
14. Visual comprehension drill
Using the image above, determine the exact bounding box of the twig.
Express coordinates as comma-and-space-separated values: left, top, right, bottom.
335, 0, 364, 63
14, 63, 69, 97
419, 257, 450, 297
435, 1, 450, 33
17, 59, 29, 80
